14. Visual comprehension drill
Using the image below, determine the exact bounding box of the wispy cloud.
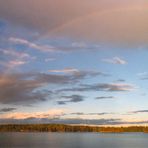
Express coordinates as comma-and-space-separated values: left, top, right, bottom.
48, 68, 110, 78
0, 49, 31, 69
58, 83, 135, 93
102, 57, 127, 65
0, 49, 30, 58
45, 58, 56, 62
0, 59, 28, 69
9, 37, 56, 52
49, 68, 79, 74
137, 72, 148, 80
8, 60, 28, 67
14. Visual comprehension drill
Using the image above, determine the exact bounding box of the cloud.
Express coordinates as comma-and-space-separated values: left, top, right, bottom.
95, 96, 115, 100
102, 57, 127, 65
0, 59, 28, 69
0, 70, 103, 104
70, 112, 84, 115
9, 37, 56, 52
70, 112, 113, 116
71, 42, 87, 48
48, 68, 110, 77
116, 79, 126, 82
0, 60, 26, 69
58, 83, 135, 93
130, 110, 148, 114
57, 95, 84, 105
0, 49, 30, 58
49, 68, 79, 74
1, 117, 148, 125
8, 60, 28, 67
0, 116, 121, 125
49, 118, 122, 125
137, 72, 148, 80
0, 0, 147, 48
0, 73, 49, 104
0, 49, 33, 69
45, 58, 56, 62
0, 109, 65, 120
0, 108, 16, 113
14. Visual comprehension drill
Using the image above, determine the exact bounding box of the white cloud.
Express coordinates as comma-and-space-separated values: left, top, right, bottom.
0, 49, 31, 69
45, 58, 56, 62
8, 60, 27, 67
0, 49, 30, 58
102, 57, 127, 65
48, 68, 79, 74
9, 37, 56, 52
0, 60, 27, 68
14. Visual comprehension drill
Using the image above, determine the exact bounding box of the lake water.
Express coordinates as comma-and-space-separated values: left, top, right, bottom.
0, 132, 148, 148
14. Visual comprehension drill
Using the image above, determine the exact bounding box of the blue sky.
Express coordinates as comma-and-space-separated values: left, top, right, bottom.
0, 0, 148, 125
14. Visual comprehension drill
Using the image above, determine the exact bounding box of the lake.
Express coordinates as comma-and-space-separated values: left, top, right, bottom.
0, 132, 148, 148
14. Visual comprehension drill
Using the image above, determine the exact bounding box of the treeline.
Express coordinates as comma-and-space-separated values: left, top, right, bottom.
0, 124, 148, 133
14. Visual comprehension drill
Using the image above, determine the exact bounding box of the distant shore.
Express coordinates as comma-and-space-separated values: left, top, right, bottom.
0, 124, 148, 133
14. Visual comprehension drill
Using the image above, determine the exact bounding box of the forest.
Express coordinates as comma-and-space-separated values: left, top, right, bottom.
0, 124, 148, 133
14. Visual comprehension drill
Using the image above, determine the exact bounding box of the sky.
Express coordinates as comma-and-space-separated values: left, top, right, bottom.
0, 0, 148, 126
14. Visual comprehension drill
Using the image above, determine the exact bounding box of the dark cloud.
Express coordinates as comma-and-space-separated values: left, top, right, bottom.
38, 70, 105, 84
0, 70, 101, 105
62, 95, 84, 102
57, 101, 67, 105
0, 108, 16, 113
48, 118, 122, 125
57, 83, 134, 93
89, 112, 113, 115
57, 95, 84, 105
0, 73, 50, 105
95, 96, 115, 100
70, 112, 113, 116
70, 112, 84, 115
0, 117, 148, 125
0, 117, 121, 125
130, 110, 148, 114
116, 79, 126, 82
73, 70, 110, 78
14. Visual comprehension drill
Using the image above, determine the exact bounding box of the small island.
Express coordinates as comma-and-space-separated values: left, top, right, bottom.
0, 124, 148, 133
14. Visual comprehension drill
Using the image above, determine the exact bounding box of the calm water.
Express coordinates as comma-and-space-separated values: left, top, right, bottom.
0, 132, 148, 148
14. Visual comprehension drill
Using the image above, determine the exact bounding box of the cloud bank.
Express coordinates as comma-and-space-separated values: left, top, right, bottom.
0, 0, 148, 47
0, 69, 104, 105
